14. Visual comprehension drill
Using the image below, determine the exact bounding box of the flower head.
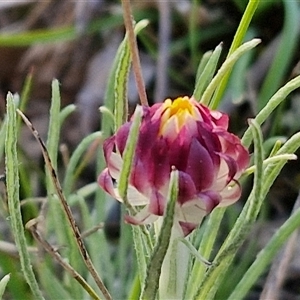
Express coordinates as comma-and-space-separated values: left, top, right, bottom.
99, 96, 249, 236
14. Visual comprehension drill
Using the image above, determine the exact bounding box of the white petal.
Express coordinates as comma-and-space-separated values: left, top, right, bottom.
176, 200, 207, 223
108, 152, 123, 179
125, 206, 159, 225
126, 185, 150, 206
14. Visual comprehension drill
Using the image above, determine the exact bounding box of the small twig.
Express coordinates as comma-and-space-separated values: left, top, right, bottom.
81, 223, 104, 239
26, 218, 101, 300
17, 109, 112, 300
59, 143, 70, 169
0, 241, 37, 257
20, 197, 46, 206
121, 0, 149, 106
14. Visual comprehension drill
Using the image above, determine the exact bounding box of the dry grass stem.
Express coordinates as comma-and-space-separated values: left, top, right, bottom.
26, 218, 101, 300
121, 0, 148, 106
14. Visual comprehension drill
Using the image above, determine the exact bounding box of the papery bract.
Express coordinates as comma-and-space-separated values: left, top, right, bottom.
98, 96, 249, 236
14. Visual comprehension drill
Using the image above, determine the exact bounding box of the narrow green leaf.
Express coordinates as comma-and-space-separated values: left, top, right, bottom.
178, 238, 211, 266
99, 106, 114, 128
201, 38, 261, 108
17, 71, 33, 133
114, 33, 131, 130
225, 29, 256, 103
45, 80, 66, 243
245, 119, 264, 219
242, 74, 300, 148
131, 226, 148, 290
261, 132, 300, 199
47, 79, 61, 171
59, 104, 76, 125
63, 131, 102, 197
0, 274, 10, 299
195, 51, 213, 85
5, 93, 44, 300
211, 0, 259, 108
193, 119, 264, 300
127, 274, 141, 300
117, 206, 135, 299
141, 169, 179, 300
0, 115, 7, 162
117, 106, 143, 209
244, 154, 297, 177
193, 44, 222, 101
186, 207, 226, 299
46, 80, 82, 298
114, 20, 149, 130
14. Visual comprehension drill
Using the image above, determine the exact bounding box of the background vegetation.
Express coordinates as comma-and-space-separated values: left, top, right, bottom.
1, 1, 300, 299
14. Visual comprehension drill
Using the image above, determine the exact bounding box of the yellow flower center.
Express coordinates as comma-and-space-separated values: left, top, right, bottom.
160, 96, 198, 136
168, 96, 193, 117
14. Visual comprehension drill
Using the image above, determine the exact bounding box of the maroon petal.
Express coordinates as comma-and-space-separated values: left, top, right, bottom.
137, 112, 160, 158
217, 153, 238, 184
197, 122, 221, 149
103, 136, 115, 161
130, 157, 151, 195
198, 190, 221, 213
148, 190, 166, 216
151, 140, 172, 188
234, 143, 250, 172
168, 129, 190, 170
98, 169, 120, 200
195, 102, 214, 125
115, 122, 131, 155
209, 110, 229, 129
218, 180, 241, 206
177, 171, 197, 204
215, 130, 249, 171
196, 122, 221, 166
186, 138, 215, 191
178, 221, 198, 237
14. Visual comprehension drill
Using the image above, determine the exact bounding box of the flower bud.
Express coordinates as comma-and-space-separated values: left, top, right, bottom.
99, 96, 249, 236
